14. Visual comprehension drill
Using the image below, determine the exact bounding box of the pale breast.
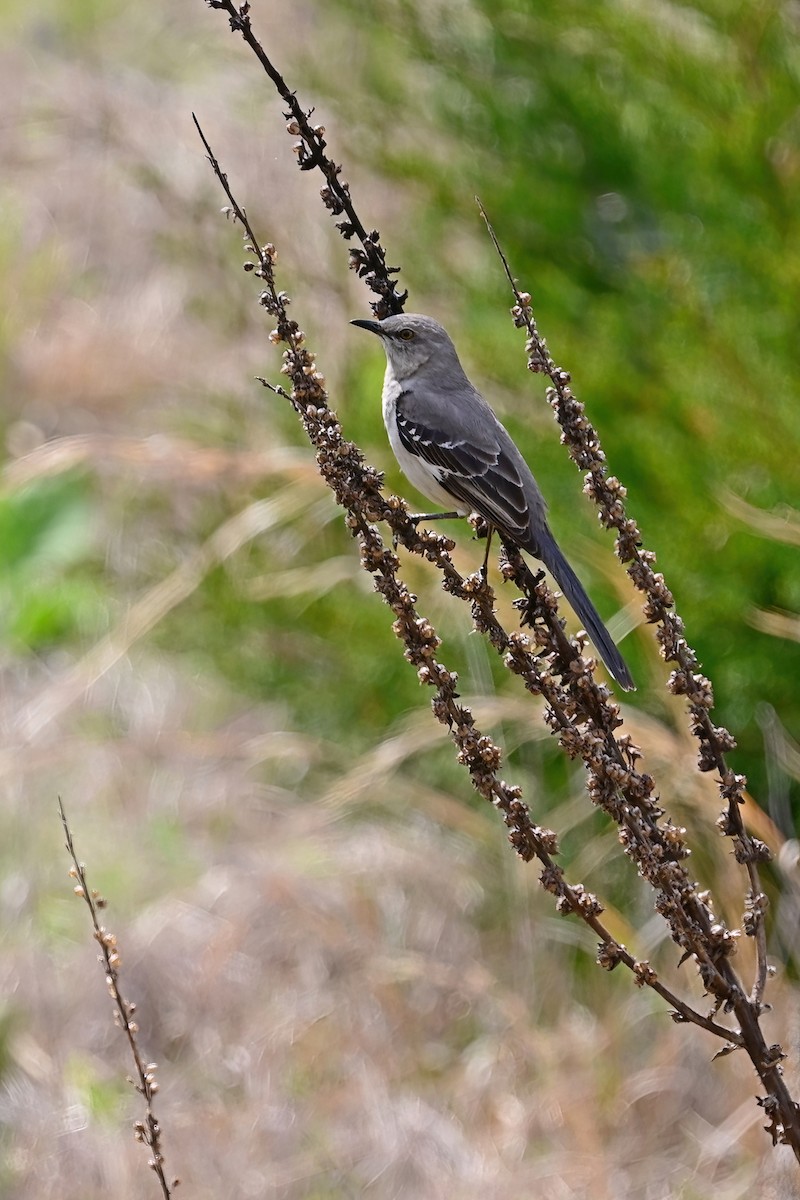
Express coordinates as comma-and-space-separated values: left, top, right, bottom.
381, 372, 468, 513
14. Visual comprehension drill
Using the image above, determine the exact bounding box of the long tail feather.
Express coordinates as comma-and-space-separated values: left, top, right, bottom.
535, 531, 635, 691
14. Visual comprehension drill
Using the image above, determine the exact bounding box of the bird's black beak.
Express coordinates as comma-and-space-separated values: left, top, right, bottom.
350, 318, 385, 336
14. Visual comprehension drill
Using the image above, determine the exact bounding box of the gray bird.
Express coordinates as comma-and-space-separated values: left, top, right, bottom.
351, 312, 634, 691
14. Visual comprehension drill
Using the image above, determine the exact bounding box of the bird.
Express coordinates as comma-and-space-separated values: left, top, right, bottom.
351, 312, 634, 691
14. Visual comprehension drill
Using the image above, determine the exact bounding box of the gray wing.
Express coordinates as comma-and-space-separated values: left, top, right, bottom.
395, 392, 634, 688
395, 395, 539, 549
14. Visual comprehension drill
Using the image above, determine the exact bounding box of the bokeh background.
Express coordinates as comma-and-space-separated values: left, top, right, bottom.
2, 1, 799, 1196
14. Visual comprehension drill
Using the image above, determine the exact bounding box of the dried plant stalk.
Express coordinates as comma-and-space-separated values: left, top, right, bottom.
479, 201, 770, 1003
199, 2, 800, 1160
58, 799, 178, 1198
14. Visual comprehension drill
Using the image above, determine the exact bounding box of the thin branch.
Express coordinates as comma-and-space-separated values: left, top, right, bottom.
59, 799, 178, 1198
206, 1, 406, 318
475, 198, 772, 1013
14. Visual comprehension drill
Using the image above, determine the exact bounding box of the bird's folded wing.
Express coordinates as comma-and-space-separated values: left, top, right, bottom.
395, 408, 531, 544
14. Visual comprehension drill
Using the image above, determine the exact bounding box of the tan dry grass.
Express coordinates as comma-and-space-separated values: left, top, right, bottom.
5, 669, 798, 1197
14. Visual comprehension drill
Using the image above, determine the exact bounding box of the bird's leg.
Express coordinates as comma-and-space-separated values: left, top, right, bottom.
393, 510, 462, 550
408, 511, 462, 523
481, 524, 495, 578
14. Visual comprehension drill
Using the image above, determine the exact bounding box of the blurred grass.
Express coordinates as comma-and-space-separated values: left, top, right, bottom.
0, 0, 798, 1196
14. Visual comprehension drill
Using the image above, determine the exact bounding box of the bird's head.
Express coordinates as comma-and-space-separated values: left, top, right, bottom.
351, 313, 460, 381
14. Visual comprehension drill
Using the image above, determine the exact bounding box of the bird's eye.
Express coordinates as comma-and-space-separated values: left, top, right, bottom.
398, 328, 415, 341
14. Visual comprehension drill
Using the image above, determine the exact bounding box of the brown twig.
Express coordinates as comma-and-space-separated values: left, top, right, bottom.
58, 799, 178, 1198
206, 0, 406, 319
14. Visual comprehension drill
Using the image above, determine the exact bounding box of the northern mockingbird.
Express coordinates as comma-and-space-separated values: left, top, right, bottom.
351, 312, 634, 691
